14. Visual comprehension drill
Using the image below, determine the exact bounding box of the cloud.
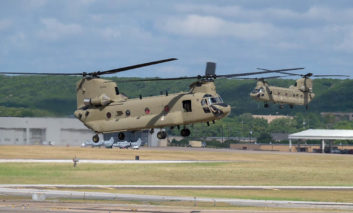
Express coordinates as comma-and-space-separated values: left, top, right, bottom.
160, 14, 277, 40
37, 18, 82, 41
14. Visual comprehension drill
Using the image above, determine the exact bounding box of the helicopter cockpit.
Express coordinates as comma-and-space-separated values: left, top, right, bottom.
251, 87, 265, 94
201, 94, 224, 106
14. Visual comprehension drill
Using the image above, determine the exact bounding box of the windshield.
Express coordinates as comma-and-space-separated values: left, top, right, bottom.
209, 96, 223, 104
252, 87, 264, 94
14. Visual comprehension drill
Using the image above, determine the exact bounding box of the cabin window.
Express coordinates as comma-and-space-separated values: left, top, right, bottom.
125, 110, 131, 116
183, 100, 192, 112
106, 112, 111, 119
115, 87, 120, 95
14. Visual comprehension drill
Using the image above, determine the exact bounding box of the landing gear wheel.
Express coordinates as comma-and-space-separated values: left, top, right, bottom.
180, 128, 191, 137
290, 105, 294, 109
264, 103, 269, 108
92, 134, 99, 143
305, 105, 309, 110
118, 132, 125, 140
157, 131, 167, 139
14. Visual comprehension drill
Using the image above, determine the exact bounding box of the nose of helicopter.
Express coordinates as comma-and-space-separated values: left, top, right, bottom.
211, 104, 231, 117
250, 92, 259, 99
222, 104, 231, 116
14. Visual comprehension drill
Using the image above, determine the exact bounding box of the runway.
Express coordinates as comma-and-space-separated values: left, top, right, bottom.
1, 187, 353, 210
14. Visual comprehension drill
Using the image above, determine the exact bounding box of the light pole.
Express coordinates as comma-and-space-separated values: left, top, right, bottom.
249, 130, 253, 144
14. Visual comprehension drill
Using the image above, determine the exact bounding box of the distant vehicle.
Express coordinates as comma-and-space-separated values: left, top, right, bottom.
113, 141, 131, 149
131, 138, 142, 149
84, 137, 114, 148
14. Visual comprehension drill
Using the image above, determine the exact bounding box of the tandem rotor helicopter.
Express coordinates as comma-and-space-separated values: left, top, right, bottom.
1, 58, 304, 142
249, 69, 349, 109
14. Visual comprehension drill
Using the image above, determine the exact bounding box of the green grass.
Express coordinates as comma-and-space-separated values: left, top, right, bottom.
2, 146, 353, 204
1, 161, 353, 186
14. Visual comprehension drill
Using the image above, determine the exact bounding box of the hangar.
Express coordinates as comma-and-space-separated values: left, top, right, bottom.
288, 129, 353, 153
0, 117, 160, 147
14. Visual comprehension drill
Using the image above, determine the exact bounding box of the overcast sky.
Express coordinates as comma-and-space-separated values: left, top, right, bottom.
1, 0, 352, 78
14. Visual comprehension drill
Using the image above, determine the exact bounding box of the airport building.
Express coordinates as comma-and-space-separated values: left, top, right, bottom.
0, 117, 160, 147
231, 129, 353, 153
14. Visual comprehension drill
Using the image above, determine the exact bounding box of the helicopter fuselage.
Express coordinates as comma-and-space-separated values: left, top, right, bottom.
74, 79, 231, 134
250, 78, 315, 107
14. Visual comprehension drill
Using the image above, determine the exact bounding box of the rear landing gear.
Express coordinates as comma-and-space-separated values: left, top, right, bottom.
264, 103, 269, 108
92, 134, 99, 143
180, 128, 191, 137
157, 131, 167, 139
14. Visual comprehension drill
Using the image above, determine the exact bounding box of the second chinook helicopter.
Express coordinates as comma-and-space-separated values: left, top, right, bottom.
250, 70, 349, 109
1, 58, 302, 142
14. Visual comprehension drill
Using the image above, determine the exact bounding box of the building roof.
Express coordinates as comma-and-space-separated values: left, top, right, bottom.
289, 129, 353, 140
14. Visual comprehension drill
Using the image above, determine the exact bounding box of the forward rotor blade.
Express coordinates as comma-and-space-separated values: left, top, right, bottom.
0, 72, 82, 76
93, 58, 177, 76
0, 58, 177, 77
116, 75, 200, 82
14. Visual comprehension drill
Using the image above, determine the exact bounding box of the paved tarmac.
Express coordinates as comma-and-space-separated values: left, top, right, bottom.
1, 187, 353, 211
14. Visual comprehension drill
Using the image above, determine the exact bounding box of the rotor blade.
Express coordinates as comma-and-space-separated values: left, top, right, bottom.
115, 75, 200, 82
236, 76, 284, 80
312, 74, 349, 77
217, 67, 305, 79
0, 72, 82, 76
93, 58, 177, 76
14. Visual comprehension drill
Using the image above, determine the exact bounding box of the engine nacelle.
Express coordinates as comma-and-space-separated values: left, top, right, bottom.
84, 94, 112, 107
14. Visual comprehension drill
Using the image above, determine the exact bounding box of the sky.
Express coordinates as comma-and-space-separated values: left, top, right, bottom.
0, 0, 353, 78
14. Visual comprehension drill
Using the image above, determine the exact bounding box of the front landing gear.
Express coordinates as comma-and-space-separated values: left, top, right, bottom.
180, 128, 191, 137
92, 134, 99, 143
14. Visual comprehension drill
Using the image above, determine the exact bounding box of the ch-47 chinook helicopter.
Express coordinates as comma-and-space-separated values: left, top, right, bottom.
0, 58, 302, 143
250, 69, 349, 109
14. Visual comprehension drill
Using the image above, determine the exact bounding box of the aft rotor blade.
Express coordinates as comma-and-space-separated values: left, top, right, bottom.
217, 67, 305, 79
94, 58, 177, 76
313, 74, 349, 77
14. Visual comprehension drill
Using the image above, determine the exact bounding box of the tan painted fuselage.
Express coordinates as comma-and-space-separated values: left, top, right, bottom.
74, 78, 231, 134
250, 78, 315, 107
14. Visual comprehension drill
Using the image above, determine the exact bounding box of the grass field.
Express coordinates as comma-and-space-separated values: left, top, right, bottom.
1, 145, 353, 203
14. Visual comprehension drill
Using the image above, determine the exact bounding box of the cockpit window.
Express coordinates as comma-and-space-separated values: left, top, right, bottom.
115, 87, 120, 95
252, 87, 264, 94
209, 96, 223, 104
201, 96, 223, 106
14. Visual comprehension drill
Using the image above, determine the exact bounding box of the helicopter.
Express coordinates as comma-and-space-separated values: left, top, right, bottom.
250, 69, 349, 109
0, 58, 303, 142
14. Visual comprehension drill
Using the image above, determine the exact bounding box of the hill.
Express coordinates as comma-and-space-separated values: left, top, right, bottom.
0, 75, 352, 117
